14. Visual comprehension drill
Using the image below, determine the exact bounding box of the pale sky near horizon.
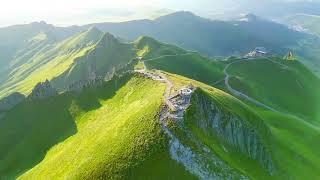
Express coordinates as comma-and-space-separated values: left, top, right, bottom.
0, 0, 313, 27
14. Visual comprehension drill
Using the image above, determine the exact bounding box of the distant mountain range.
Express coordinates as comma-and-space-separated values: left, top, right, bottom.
224, 0, 320, 18
84, 12, 303, 56
1, 12, 320, 77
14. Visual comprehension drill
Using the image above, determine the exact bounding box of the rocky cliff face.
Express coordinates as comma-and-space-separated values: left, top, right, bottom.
188, 90, 274, 175
66, 62, 134, 93
29, 80, 58, 100
67, 76, 105, 92
0, 92, 25, 111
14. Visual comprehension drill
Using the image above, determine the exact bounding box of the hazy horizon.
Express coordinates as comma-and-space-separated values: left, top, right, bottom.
1, 0, 319, 27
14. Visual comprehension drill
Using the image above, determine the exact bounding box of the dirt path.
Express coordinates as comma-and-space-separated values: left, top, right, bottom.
224, 59, 278, 111
136, 59, 248, 179
223, 58, 320, 130
134, 61, 175, 108
134, 56, 320, 177
223, 57, 290, 111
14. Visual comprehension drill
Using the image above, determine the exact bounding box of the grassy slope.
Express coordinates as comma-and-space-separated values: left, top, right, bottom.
11, 75, 193, 179
134, 38, 320, 178
165, 73, 272, 179
0, 95, 77, 178
133, 36, 186, 59
253, 108, 320, 179
227, 57, 320, 122
225, 58, 320, 178
144, 53, 320, 178
187, 89, 271, 179
0, 28, 318, 179
133, 36, 224, 86
0, 28, 104, 97
0, 55, 318, 179
0, 74, 131, 178
166, 72, 320, 179
145, 54, 224, 86
0, 28, 138, 97
0, 33, 213, 98
51, 33, 136, 89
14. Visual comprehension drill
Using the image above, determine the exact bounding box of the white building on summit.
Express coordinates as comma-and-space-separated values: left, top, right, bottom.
245, 47, 268, 57
180, 88, 193, 96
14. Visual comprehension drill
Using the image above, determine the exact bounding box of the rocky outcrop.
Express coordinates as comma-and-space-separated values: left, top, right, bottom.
67, 76, 105, 92
29, 80, 58, 100
0, 92, 25, 111
189, 90, 274, 175
160, 87, 247, 179
66, 61, 135, 93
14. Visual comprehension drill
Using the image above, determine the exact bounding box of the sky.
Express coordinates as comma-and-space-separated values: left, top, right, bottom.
0, 0, 315, 27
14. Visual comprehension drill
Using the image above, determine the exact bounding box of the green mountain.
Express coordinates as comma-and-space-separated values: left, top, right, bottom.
84, 12, 320, 75
2, 12, 320, 76
129, 38, 320, 179
0, 25, 319, 179
86, 12, 300, 56
154, 61, 320, 179
226, 57, 320, 122
0, 26, 194, 98
0, 27, 137, 97
0, 73, 275, 179
0, 21, 81, 78
137, 37, 320, 121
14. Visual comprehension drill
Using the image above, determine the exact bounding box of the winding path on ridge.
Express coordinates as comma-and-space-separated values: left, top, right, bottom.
223, 57, 291, 112
137, 54, 319, 131
135, 59, 244, 179
135, 55, 320, 177
224, 59, 278, 112
134, 61, 174, 109
141, 54, 285, 114
224, 58, 320, 130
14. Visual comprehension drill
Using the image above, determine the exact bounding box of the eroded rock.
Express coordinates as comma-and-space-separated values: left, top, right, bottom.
29, 80, 58, 100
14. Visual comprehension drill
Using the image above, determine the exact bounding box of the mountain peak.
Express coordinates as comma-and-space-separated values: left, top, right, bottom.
87, 26, 101, 34
156, 11, 199, 21
96, 32, 119, 47
58, 27, 104, 49
30, 21, 53, 29
134, 36, 160, 49
30, 21, 48, 25
170, 11, 196, 17
104, 32, 119, 43
246, 13, 259, 20
136, 36, 157, 43
85, 26, 103, 37
75, 27, 104, 44
239, 13, 264, 22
